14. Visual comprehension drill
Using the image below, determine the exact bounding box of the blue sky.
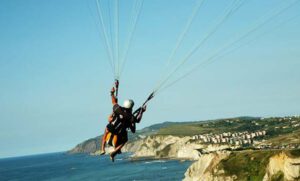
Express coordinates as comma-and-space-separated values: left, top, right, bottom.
0, 0, 300, 158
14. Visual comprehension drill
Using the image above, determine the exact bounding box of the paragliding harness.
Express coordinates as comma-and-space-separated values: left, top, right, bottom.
106, 80, 154, 147
106, 112, 127, 147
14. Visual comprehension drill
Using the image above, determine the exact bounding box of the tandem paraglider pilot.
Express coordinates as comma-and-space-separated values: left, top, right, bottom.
100, 86, 146, 162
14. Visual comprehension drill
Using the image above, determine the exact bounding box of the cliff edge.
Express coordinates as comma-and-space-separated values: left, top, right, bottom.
183, 150, 300, 181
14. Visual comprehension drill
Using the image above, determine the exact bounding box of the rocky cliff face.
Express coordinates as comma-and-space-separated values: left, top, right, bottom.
123, 135, 200, 160
183, 151, 300, 181
68, 137, 101, 154
123, 135, 232, 160
263, 152, 300, 181
184, 151, 232, 181
68, 134, 300, 181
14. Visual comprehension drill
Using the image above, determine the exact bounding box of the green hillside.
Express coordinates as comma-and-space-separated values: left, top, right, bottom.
156, 116, 300, 140
218, 149, 300, 181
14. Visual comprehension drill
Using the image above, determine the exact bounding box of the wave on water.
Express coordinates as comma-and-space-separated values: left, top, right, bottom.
144, 160, 167, 164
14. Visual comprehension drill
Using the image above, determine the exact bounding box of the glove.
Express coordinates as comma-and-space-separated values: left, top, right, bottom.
115, 80, 119, 88
110, 87, 115, 95
142, 105, 147, 112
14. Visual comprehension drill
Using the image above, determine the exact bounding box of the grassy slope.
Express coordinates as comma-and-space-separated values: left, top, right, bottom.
266, 129, 300, 146
218, 150, 279, 180
218, 149, 300, 181
157, 117, 261, 136
156, 117, 300, 141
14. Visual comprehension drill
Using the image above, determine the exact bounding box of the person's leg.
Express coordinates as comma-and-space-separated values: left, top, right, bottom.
100, 128, 109, 154
110, 141, 127, 162
110, 132, 128, 162
114, 141, 126, 153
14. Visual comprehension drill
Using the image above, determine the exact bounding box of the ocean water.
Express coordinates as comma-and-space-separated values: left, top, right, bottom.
0, 152, 192, 181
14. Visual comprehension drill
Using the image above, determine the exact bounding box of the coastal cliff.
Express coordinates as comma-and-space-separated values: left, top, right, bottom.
123, 135, 232, 160
122, 135, 300, 180
263, 152, 300, 181
183, 150, 300, 181
69, 116, 300, 180
123, 135, 199, 159
184, 151, 232, 181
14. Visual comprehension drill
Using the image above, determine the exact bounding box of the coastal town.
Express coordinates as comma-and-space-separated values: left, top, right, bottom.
192, 130, 267, 146
190, 116, 300, 149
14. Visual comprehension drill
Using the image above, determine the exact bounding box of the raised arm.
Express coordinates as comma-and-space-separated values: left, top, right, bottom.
110, 87, 118, 105
135, 105, 146, 123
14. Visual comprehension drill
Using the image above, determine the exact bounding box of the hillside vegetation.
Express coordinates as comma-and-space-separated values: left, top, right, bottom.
218, 150, 280, 180
157, 116, 300, 139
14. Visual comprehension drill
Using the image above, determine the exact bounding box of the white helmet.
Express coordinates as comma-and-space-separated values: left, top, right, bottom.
123, 99, 134, 109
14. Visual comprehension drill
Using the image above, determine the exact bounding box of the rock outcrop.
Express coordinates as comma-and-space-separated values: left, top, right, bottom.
183, 151, 232, 181
123, 135, 232, 160
263, 152, 300, 181
123, 135, 199, 159
68, 137, 101, 154
183, 151, 300, 181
